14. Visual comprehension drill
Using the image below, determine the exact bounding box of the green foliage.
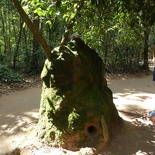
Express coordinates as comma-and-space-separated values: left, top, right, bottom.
1, 0, 155, 74
0, 65, 23, 83
122, 0, 155, 27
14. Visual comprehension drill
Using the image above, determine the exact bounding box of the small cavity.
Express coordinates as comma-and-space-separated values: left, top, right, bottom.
87, 125, 97, 135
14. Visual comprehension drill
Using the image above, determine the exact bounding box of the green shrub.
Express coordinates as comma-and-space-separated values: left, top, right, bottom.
0, 65, 23, 83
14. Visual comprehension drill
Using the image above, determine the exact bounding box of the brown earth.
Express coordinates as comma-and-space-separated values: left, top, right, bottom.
0, 70, 155, 155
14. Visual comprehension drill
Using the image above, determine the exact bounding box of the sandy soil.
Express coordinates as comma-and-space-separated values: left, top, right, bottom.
104, 73, 155, 155
0, 86, 41, 155
0, 72, 155, 155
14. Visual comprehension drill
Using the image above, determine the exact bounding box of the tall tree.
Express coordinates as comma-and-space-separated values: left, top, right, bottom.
122, 0, 155, 69
13, 18, 23, 69
29, 13, 40, 73
12, 0, 51, 61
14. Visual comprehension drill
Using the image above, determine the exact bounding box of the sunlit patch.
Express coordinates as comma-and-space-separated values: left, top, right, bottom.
6, 114, 15, 118
1, 124, 8, 129
133, 150, 147, 155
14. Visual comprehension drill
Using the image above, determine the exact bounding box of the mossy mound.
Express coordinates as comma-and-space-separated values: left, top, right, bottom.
37, 38, 122, 151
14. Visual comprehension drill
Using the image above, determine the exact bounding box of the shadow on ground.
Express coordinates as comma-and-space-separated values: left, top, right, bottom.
102, 75, 155, 155
0, 87, 41, 137
0, 87, 41, 155
0, 75, 155, 155
102, 118, 155, 155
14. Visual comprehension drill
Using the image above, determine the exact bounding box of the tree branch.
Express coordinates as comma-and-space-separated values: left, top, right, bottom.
60, 2, 84, 46
12, 0, 52, 61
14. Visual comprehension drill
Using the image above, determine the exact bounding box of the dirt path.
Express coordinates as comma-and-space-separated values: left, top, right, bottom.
0, 74, 155, 155
104, 74, 155, 155
0, 87, 41, 155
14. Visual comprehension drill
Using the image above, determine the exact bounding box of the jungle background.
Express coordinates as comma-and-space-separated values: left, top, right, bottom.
0, 0, 155, 86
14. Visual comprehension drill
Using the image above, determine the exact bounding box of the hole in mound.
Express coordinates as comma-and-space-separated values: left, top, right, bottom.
87, 125, 97, 135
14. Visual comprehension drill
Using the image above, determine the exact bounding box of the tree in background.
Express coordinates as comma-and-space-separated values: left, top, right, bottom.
1, 0, 155, 73
122, 0, 155, 69
29, 13, 40, 73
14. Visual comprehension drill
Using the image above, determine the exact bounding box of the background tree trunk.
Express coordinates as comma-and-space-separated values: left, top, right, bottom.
13, 19, 23, 70
29, 13, 40, 73
1, 9, 7, 54
143, 28, 150, 69
12, 0, 51, 61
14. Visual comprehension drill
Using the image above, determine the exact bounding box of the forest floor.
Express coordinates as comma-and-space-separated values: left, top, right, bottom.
0, 68, 155, 155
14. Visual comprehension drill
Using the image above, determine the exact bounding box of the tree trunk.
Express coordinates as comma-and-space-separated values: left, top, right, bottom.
12, 0, 51, 61
23, 26, 31, 68
143, 28, 150, 69
29, 14, 40, 73
13, 19, 23, 70
1, 9, 7, 54
37, 38, 122, 152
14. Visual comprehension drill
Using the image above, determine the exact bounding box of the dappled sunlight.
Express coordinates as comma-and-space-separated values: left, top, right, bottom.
111, 76, 155, 125
0, 109, 39, 136
102, 75, 155, 155
0, 87, 41, 154
113, 92, 155, 112
108, 75, 155, 112
102, 116, 155, 155
0, 87, 41, 136
106, 77, 127, 85
114, 92, 154, 102
0, 75, 154, 154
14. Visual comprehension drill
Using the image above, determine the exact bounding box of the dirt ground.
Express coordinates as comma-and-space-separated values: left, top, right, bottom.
0, 71, 155, 155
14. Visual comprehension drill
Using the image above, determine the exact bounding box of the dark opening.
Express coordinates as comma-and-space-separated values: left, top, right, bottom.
87, 125, 97, 135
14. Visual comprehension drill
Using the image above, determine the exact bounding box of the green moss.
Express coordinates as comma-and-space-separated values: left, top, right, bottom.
68, 108, 80, 129
38, 38, 122, 150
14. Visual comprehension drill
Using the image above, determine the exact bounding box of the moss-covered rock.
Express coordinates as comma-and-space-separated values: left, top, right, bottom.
37, 38, 122, 151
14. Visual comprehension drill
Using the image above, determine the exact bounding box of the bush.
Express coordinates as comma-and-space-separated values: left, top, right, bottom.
0, 65, 23, 83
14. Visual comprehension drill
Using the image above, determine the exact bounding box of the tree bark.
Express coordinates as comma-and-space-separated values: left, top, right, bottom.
12, 0, 51, 61
1, 9, 7, 54
143, 28, 150, 69
13, 19, 23, 70
29, 13, 40, 73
